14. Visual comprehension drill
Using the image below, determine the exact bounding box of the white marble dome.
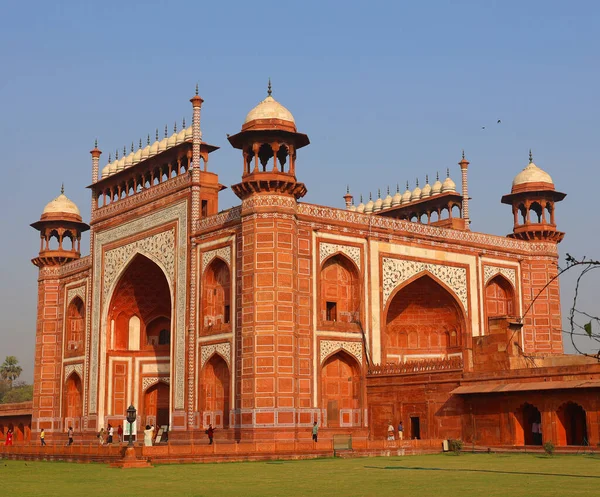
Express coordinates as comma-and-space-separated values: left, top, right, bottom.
244, 95, 295, 125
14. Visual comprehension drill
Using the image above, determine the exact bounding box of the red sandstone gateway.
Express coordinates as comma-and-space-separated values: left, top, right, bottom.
1, 84, 597, 456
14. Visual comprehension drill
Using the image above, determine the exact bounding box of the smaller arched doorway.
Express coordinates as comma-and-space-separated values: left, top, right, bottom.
199, 355, 231, 428
515, 403, 542, 445
320, 351, 361, 428
557, 402, 588, 446
144, 382, 170, 428
64, 373, 83, 430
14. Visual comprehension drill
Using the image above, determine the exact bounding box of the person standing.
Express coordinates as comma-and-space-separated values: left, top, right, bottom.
66, 426, 74, 446
98, 427, 105, 445
144, 424, 155, 447
312, 422, 319, 442
40, 428, 46, 446
387, 422, 395, 441
117, 424, 123, 443
206, 424, 215, 445
107, 424, 114, 444
5, 428, 13, 446
398, 421, 404, 441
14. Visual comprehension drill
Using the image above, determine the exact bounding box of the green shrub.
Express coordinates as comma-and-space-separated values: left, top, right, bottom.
450, 439, 463, 454
543, 441, 555, 455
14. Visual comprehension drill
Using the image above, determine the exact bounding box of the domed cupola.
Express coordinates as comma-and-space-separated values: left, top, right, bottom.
411, 179, 422, 201
31, 185, 89, 267
382, 186, 393, 209
401, 182, 412, 204
373, 189, 383, 212
441, 169, 456, 192
391, 184, 402, 207
501, 150, 566, 242
431, 172, 443, 195
356, 195, 365, 213
228, 80, 310, 201
421, 175, 432, 198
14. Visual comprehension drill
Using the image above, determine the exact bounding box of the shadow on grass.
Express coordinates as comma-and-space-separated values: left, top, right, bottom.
364, 465, 600, 479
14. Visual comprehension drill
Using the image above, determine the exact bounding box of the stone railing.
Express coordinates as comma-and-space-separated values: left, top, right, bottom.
367, 356, 464, 376
93, 173, 191, 222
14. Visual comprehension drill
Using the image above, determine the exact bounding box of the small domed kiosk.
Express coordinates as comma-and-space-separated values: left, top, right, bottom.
31, 185, 89, 267
501, 151, 566, 242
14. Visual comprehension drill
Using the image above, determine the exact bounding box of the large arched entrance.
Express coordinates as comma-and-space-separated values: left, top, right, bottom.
514, 403, 541, 445
106, 254, 171, 418
144, 382, 170, 427
321, 351, 361, 427
557, 402, 588, 446
199, 355, 230, 428
384, 274, 465, 362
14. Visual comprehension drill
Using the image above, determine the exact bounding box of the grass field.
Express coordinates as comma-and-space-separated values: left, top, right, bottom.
1, 453, 599, 497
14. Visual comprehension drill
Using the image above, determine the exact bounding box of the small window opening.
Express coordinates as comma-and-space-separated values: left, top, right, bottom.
158, 329, 170, 345
224, 305, 230, 324
201, 200, 208, 217
326, 301, 337, 321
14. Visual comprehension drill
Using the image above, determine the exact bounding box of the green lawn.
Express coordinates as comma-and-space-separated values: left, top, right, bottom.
1, 453, 599, 497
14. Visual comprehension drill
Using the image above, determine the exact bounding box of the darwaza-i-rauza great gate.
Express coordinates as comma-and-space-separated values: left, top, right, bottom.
17, 84, 600, 448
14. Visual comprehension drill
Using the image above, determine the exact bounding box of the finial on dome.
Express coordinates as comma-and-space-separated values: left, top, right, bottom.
436, 171, 440, 181
426, 174, 429, 183
61, 183, 64, 195
378, 188, 381, 197
462, 149, 465, 159
387, 185, 390, 195
123, 146, 126, 156
529, 149, 533, 163
131, 142, 134, 153
267, 77, 272, 96
115, 149, 119, 160
108, 153, 112, 162
147, 134, 150, 145
446, 168, 450, 177
164, 125, 168, 138
95, 138, 98, 148
360, 194, 363, 203
369, 192, 372, 200
139, 138, 142, 149
182, 117, 186, 128
195, 83, 199, 96
396, 183, 400, 193
174, 121, 177, 133
346, 185, 350, 194
406, 181, 409, 189
156, 129, 159, 141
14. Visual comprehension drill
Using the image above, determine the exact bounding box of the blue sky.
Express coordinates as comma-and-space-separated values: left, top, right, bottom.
1, 1, 599, 381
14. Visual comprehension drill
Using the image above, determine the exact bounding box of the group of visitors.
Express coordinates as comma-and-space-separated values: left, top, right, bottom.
387, 421, 404, 441
98, 424, 123, 445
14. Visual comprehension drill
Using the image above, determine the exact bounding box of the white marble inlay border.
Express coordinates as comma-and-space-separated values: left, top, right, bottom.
483, 265, 517, 287
382, 257, 468, 314
319, 242, 361, 270
200, 342, 231, 369
320, 340, 363, 364
202, 246, 231, 272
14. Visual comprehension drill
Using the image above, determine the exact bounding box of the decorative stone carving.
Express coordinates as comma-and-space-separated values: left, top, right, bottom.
319, 243, 361, 270
64, 363, 83, 381
297, 203, 558, 255
242, 195, 296, 210
202, 246, 231, 272
103, 229, 175, 302
196, 206, 241, 232
201, 342, 231, 369
90, 201, 187, 413
320, 340, 363, 364
142, 376, 170, 392
382, 257, 468, 314
484, 265, 517, 287
66, 286, 86, 306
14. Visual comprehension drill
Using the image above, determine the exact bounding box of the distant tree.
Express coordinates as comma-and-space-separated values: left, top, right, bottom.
0, 356, 23, 387
1, 382, 33, 404
0, 379, 9, 403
